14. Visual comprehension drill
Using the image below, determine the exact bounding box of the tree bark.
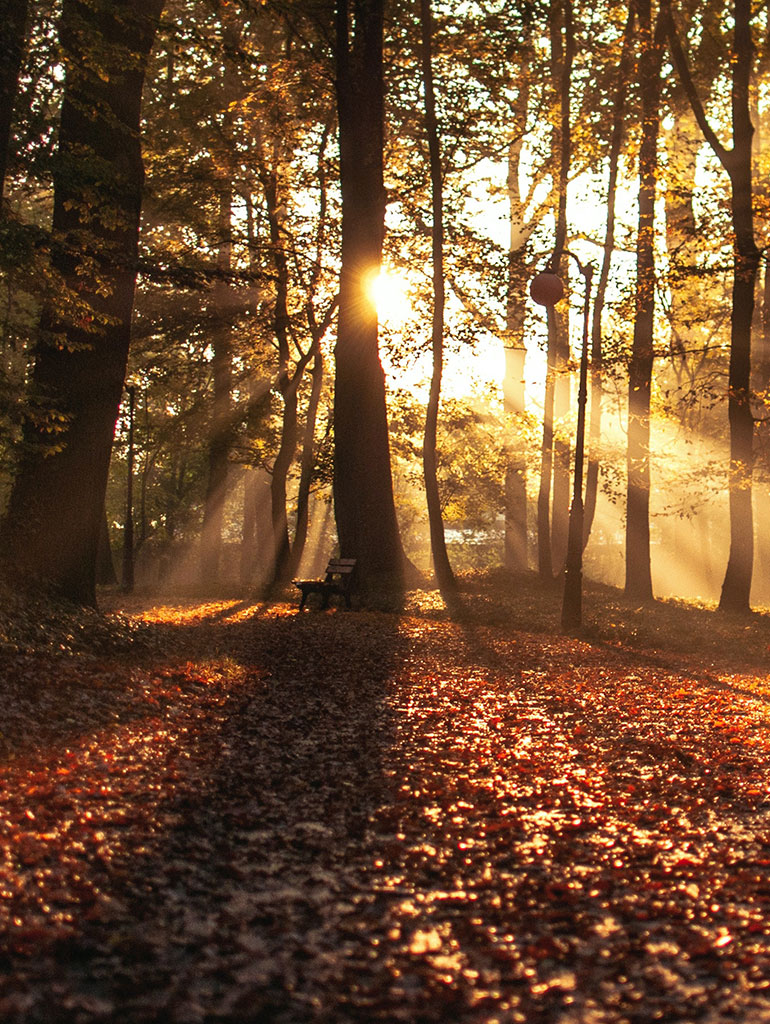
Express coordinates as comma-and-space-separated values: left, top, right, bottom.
624, 0, 662, 602
333, 0, 406, 596
0, 0, 164, 605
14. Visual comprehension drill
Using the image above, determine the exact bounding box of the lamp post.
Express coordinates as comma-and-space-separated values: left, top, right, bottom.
530, 253, 594, 631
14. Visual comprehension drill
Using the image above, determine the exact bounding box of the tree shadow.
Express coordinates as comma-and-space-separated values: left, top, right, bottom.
0, 605, 410, 1020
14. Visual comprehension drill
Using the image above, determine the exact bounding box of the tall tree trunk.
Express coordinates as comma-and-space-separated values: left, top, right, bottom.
419, 0, 456, 600
122, 384, 136, 592
0, 0, 163, 605
260, 157, 296, 589
625, 0, 662, 602
538, 0, 573, 579
200, 185, 234, 585
0, 0, 29, 197
665, 0, 759, 613
333, 0, 406, 595
719, 1, 758, 612
550, 0, 574, 575
537, 311, 557, 579
504, 72, 531, 573
287, 119, 335, 580
584, 2, 634, 546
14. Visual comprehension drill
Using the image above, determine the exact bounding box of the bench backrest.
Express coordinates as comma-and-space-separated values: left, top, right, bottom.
325, 558, 357, 581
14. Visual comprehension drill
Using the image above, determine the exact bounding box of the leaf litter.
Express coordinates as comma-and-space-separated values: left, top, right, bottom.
1, 578, 770, 1020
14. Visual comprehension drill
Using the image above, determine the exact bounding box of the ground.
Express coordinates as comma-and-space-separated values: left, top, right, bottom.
1, 572, 770, 1022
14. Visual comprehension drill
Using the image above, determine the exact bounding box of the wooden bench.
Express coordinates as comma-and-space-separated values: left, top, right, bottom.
293, 558, 357, 610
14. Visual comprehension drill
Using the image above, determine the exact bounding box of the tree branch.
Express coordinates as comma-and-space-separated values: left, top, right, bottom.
661, 0, 732, 171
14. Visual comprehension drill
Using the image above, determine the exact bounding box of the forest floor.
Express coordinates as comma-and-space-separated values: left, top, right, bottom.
2, 571, 770, 1022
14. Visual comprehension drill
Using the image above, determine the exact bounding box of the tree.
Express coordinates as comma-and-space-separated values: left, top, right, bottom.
624, 0, 664, 602
0, 0, 29, 197
419, 0, 456, 600
665, 0, 759, 612
537, 0, 574, 580
333, 0, 407, 595
0, 0, 164, 604
583, 2, 635, 547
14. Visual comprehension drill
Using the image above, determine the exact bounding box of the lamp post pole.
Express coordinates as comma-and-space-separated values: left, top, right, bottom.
530, 253, 594, 631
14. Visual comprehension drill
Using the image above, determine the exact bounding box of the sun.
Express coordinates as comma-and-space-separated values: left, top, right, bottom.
367, 269, 412, 325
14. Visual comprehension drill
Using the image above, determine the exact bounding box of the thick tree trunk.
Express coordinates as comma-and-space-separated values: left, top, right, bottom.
625, 0, 661, 602
0, 0, 29, 197
333, 0, 406, 595
419, 0, 456, 600
0, 0, 163, 605
665, 0, 759, 613
719, 1, 759, 613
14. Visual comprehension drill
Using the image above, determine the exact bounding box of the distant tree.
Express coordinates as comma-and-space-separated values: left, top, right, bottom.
0, 0, 164, 604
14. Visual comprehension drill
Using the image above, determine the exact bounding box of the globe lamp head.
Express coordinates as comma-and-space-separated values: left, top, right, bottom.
530, 272, 564, 307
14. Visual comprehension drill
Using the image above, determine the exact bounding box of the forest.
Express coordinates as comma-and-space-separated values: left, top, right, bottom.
8, 2, 770, 1022
2, 0, 770, 614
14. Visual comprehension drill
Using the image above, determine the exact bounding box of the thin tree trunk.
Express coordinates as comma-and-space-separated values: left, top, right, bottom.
334, 0, 406, 596
419, 0, 456, 600
96, 509, 117, 586
289, 346, 324, 577
625, 0, 662, 602
550, 0, 574, 575
584, 2, 634, 546
538, 0, 573, 580
504, 68, 531, 573
259, 155, 296, 589
0, 0, 29, 197
0, 0, 163, 605
537, 309, 557, 579
200, 185, 234, 585
122, 384, 136, 592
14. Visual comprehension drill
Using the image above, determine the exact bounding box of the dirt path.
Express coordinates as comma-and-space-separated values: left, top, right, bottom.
2, 599, 770, 1022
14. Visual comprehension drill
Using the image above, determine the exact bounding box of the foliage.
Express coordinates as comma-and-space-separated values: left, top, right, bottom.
3, 579, 770, 1018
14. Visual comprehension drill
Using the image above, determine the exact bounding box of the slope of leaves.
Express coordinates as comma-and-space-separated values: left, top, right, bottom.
1, 576, 770, 1021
